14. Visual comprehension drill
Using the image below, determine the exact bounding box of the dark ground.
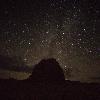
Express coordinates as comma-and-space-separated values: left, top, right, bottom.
0, 58, 100, 100
0, 79, 100, 100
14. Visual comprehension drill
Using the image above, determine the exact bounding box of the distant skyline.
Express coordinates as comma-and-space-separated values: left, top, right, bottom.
0, 0, 100, 82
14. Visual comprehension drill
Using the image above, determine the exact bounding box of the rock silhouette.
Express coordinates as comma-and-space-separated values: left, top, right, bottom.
0, 58, 100, 100
29, 58, 65, 83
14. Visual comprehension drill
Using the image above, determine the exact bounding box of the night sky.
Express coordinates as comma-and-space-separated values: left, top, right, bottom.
0, 0, 100, 82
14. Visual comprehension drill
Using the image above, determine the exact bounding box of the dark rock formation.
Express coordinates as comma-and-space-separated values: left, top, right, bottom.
0, 58, 100, 100
29, 58, 65, 83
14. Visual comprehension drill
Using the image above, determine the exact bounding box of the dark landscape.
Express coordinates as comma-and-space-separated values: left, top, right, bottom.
0, 58, 100, 100
0, 0, 100, 100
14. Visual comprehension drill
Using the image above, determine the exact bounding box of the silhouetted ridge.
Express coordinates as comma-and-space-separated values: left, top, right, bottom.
0, 58, 100, 100
29, 58, 65, 82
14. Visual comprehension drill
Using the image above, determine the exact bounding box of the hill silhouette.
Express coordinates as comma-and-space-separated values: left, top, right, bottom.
0, 58, 100, 100
29, 58, 65, 83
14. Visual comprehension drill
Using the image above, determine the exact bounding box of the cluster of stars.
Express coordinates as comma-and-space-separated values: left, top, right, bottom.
0, 0, 99, 82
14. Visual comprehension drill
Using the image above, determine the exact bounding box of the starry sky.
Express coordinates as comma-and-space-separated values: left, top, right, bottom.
0, 0, 100, 82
